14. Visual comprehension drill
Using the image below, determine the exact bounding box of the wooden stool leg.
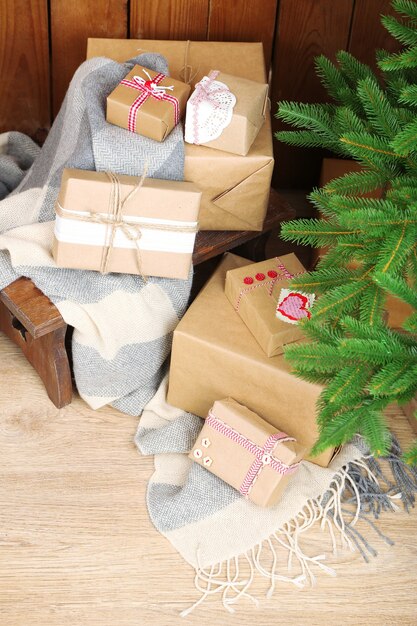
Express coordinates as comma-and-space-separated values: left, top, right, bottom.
0, 302, 72, 408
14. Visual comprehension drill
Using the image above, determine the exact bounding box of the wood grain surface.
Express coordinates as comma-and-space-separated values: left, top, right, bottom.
50, 0, 128, 117
348, 0, 402, 69
0, 332, 416, 626
271, 0, 354, 190
0, 0, 50, 137
130, 0, 210, 40
207, 0, 278, 70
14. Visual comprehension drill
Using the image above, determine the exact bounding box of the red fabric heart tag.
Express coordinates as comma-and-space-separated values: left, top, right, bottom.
277, 292, 311, 322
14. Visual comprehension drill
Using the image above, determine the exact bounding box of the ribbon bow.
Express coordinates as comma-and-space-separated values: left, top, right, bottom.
131, 69, 174, 100
120, 68, 180, 133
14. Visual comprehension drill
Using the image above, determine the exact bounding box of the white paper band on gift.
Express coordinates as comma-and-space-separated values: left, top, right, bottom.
184, 73, 236, 145
54, 213, 198, 254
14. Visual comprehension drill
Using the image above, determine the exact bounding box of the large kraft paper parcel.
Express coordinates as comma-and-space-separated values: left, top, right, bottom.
87, 39, 274, 231
167, 253, 334, 467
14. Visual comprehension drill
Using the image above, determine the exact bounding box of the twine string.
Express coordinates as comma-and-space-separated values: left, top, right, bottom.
179, 39, 200, 85
57, 167, 198, 278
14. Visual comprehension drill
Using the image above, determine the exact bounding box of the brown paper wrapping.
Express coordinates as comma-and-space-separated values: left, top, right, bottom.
167, 253, 334, 467
87, 39, 274, 231
106, 64, 190, 142
225, 254, 308, 357
52, 168, 201, 280
189, 398, 304, 507
187, 71, 268, 156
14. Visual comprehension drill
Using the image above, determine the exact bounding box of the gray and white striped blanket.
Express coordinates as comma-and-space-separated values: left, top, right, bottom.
0, 53, 191, 414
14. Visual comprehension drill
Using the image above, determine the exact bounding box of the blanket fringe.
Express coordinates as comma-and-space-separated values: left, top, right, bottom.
180, 441, 417, 617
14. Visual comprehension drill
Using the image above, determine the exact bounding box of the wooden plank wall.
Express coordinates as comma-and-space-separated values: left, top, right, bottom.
0, 0, 400, 188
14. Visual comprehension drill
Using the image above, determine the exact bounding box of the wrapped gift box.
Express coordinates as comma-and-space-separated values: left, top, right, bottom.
225, 253, 314, 357
167, 252, 334, 467
189, 398, 304, 507
87, 39, 274, 231
185, 70, 268, 156
53, 168, 201, 279
106, 64, 190, 142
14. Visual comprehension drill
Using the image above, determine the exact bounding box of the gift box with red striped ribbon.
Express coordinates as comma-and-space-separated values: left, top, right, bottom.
189, 398, 304, 508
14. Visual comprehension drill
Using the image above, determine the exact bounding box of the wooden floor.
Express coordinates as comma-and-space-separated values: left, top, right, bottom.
0, 333, 416, 626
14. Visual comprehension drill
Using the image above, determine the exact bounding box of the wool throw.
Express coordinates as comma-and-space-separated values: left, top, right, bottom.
0, 54, 191, 415
135, 377, 417, 615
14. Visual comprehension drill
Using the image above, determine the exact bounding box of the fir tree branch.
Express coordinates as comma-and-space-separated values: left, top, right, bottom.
376, 223, 415, 273
392, 0, 417, 23
340, 133, 405, 158
323, 170, 388, 195
391, 117, 417, 154
312, 281, 371, 319
399, 83, 417, 104
357, 77, 401, 138
379, 47, 417, 71
382, 14, 417, 46
280, 219, 359, 247
374, 269, 417, 308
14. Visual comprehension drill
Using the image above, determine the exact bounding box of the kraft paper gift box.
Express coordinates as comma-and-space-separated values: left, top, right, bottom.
87, 39, 274, 231
184, 70, 268, 156
106, 64, 190, 142
225, 253, 315, 357
167, 252, 334, 467
189, 398, 304, 507
52, 168, 201, 279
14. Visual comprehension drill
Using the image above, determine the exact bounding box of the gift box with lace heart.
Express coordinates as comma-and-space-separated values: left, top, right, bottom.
88, 39, 274, 230
224, 253, 315, 357
189, 398, 304, 507
106, 64, 191, 141
184, 70, 268, 156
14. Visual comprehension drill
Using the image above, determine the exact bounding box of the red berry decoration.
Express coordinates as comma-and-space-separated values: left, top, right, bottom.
267, 270, 278, 278
243, 276, 254, 284
255, 273, 265, 281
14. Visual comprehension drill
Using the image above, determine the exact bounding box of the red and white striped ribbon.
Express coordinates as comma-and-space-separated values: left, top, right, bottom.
206, 410, 300, 497
120, 70, 180, 133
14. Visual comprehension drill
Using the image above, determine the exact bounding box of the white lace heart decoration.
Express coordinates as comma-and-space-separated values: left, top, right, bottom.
185, 73, 236, 145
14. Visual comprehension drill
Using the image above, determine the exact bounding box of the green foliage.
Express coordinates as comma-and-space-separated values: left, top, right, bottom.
275, 0, 417, 461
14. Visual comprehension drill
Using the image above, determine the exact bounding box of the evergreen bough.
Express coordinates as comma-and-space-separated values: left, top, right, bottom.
275, 0, 417, 462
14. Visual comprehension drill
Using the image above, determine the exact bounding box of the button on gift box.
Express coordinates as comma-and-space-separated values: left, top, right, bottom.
53, 168, 201, 280
189, 398, 304, 508
225, 253, 315, 357
87, 40, 274, 230
185, 70, 268, 156
167, 252, 334, 467
106, 64, 191, 142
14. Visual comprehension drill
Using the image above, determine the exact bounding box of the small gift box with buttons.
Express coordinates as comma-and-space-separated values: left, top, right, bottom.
224, 253, 315, 357
189, 398, 304, 507
106, 64, 191, 142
